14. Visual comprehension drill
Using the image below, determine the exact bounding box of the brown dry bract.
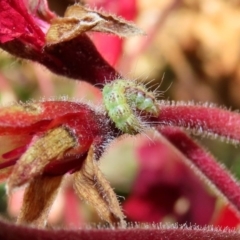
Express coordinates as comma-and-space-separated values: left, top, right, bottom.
8, 127, 76, 191
17, 175, 62, 227
46, 4, 144, 45
73, 146, 126, 226
7, 126, 125, 227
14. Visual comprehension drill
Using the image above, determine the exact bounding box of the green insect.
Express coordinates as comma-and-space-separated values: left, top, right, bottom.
102, 79, 160, 134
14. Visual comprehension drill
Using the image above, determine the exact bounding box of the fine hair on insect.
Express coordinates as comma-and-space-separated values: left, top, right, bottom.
102, 78, 166, 135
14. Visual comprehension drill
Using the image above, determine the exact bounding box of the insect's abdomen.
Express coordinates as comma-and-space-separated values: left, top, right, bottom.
103, 81, 142, 134
103, 79, 160, 134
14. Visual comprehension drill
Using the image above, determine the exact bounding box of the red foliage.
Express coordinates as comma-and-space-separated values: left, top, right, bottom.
0, 0, 118, 84
160, 126, 240, 215
1, 0, 240, 238
124, 139, 216, 225
0, 101, 115, 181
0, 0, 45, 45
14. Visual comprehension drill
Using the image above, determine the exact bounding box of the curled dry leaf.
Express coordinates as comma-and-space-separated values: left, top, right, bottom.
7, 127, 76, 192
46, 4, 144, 45
17, 175, 62, 227
73, 146, 125, 226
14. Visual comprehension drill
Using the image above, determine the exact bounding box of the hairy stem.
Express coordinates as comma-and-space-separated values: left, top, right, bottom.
158, 102, 240, 143
0, 220, 240, 240
159, 127, 240, 216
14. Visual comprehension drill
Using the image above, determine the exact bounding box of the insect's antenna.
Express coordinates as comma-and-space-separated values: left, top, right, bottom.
151, 82, 162, 93
144, 78, 156, 88
151, 72, 166, 94
153, 76, 173, 97
161, 81, 173, 94
160, 72, 166, 86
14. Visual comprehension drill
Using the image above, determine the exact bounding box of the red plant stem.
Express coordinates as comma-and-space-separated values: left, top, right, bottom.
158, 102, 240, 142
0, 35, 119, 85
160, 126, 240, 215
44, 35, 120, 84
0, 219, 239, 240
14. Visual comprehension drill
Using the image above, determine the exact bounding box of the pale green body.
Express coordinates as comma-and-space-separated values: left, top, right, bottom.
103, 79, 159, 134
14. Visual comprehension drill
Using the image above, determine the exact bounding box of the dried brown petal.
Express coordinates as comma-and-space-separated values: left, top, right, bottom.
8, 127, 76, 191
46, 4, 144, 45
17, 175, 62, 227
73, 146, 125, 226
